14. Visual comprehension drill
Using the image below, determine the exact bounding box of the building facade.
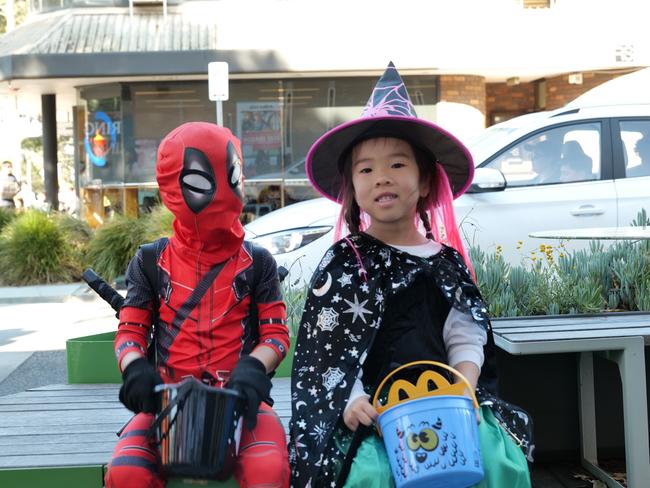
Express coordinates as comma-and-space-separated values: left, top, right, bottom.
0, 0, 646, 224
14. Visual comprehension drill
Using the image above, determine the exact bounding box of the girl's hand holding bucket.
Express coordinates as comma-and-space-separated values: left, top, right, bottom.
343, 396, 378, 432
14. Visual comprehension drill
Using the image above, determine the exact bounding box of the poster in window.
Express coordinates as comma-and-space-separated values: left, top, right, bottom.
236, 102, 282, 178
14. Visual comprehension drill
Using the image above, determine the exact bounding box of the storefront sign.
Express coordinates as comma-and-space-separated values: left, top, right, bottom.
84, 111, 121, 167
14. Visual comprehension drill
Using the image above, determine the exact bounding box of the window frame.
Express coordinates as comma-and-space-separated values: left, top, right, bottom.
478, 118, 613, 188
609, 116, 650, 180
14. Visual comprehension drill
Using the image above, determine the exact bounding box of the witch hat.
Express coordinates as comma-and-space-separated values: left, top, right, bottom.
305, 62, 474, 201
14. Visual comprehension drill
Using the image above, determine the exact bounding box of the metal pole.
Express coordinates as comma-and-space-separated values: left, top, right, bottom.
42, 94, 59, 211
216, 100, 223, 127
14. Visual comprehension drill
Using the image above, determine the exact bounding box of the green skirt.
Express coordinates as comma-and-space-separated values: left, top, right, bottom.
340, 406, 531, 488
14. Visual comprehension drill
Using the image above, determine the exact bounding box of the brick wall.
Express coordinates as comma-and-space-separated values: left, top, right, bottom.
486, 82, 536, 123
545, 70, 637, 109
439, 75, 486, 116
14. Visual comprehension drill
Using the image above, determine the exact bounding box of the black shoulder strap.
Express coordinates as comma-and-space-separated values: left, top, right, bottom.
250, 242, 265, 292
170, 260, 227, 329
139, 237, 168, 363
140, 238, 166, 311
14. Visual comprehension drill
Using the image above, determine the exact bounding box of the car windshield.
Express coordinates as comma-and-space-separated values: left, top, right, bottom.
467, 126, 518, 165
467, 111, 553, 165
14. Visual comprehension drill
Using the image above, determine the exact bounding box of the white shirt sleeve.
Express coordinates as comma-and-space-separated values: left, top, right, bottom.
443, 308, 487, 369
343, 369, 370, 415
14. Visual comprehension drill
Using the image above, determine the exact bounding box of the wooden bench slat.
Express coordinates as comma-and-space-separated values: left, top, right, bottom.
0, 423, 126, 437
0, 452, 114, 469
493, 313, 650, 329
499, 328, 650, 342
0, 440, 114, 457
0, 395, 119, 405
0, 432, 117, 446
0, 402, 127, 412
494, 322, 650, 334
0, 409, 132, 426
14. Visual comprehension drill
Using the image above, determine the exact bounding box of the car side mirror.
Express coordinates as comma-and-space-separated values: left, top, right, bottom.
466, 167, 507, 193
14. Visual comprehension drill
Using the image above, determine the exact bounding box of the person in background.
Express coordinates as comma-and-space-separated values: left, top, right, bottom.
0, 161, 20, 208
629, 134, 650, 177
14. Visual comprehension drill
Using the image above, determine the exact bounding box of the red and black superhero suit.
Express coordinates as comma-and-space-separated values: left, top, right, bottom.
105, 123, 290, 488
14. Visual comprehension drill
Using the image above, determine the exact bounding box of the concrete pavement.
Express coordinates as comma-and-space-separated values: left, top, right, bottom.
0, 282, 121, 395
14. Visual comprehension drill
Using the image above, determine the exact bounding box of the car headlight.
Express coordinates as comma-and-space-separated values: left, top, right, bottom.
251, 226, 332, 255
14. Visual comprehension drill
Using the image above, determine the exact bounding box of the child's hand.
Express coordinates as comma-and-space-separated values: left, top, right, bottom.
460, 387, 481, 425
343, 396, 378, 432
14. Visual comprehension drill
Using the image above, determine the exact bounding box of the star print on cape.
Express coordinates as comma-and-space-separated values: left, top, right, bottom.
343, 294, 372, 323
289, 232, 497, 488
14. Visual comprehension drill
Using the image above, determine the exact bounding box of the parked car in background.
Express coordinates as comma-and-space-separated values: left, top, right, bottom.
245, 103, 650, 285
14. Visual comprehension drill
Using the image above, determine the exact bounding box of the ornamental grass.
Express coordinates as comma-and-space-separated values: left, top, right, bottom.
0, 209, 79, 285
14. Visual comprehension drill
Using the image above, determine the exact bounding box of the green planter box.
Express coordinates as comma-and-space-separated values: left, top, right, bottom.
66, 331, 121, 384
67, 332, 296, 384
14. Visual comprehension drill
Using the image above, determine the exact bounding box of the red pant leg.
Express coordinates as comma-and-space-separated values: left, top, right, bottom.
105, 413, 164, 488
235, 403, 289, 488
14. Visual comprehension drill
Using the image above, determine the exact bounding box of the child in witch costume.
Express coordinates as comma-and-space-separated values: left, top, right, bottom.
105, 123, 290, 488
289, 64, 533, 488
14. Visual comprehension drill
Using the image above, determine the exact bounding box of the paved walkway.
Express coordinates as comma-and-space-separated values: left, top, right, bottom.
0, 282, 119, 395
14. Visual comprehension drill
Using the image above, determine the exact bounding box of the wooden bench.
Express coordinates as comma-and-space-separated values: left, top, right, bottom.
0, 378, 291, 487
492, 312, 650, 488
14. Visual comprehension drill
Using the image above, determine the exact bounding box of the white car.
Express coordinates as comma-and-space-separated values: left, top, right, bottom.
245, 103, 650, 285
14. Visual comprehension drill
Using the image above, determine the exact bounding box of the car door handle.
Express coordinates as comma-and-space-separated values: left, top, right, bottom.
570, 205, 604, 216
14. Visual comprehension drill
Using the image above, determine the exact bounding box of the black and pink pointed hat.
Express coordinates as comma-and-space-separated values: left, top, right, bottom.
306, 62, 474, 202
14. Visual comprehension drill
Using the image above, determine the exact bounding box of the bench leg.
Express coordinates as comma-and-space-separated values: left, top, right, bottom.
578, 352, 598, 465
615, 340, 650, 488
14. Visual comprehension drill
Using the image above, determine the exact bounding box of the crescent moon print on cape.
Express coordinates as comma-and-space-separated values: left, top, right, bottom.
296, 401, 307, 410
312, 272, 332, 296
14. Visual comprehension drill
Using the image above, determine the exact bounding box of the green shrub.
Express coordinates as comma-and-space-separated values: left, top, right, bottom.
0, 207, 16, 233
142, 205, 173, 242
87, 214, 148, 282
0, 210, 78, 285
52, 212, 93, 265
282, 280, 309, 336
473, 209, 650, 317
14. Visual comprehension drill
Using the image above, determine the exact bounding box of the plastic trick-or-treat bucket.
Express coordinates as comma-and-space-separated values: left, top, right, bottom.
373, 361, 484, 488
151, 377, 244, 480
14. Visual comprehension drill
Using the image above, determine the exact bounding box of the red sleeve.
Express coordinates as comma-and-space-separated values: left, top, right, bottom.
251, 247, 290, 362
114, 249, 156, 371
115, 307, 151, 371
255, 300, 290, 361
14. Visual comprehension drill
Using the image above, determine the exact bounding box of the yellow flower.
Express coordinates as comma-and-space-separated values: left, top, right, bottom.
559, 253, 565, 258
539, 244, 546, 252
517, 240, 523, 245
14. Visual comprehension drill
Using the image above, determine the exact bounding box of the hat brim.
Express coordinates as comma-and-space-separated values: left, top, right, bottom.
306, 116, 474, 202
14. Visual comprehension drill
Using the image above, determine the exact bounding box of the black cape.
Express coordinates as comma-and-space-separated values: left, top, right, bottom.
288, 233, 531, 487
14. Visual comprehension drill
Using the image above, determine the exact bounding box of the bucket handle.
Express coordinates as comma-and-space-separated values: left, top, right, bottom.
372, 360, 480, 420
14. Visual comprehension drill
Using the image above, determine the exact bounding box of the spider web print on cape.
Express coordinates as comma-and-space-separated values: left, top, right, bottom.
288, 232, 535, 488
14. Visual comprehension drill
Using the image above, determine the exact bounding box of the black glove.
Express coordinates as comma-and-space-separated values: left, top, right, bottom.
227, 355, 272, 430
118, 357, 163, 414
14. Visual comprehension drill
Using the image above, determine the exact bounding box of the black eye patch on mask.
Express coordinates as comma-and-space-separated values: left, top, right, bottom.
180, 147, 216, 214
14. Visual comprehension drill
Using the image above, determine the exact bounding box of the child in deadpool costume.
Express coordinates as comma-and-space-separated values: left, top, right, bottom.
105, 122, 290, 488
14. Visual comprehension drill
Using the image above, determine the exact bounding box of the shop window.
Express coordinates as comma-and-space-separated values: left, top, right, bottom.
78, 75, 439, 223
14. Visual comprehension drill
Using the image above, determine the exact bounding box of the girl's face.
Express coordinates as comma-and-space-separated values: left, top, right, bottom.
351, 137, 428, 230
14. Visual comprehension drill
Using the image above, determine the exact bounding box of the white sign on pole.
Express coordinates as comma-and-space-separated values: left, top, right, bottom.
208, 62, 229, 101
